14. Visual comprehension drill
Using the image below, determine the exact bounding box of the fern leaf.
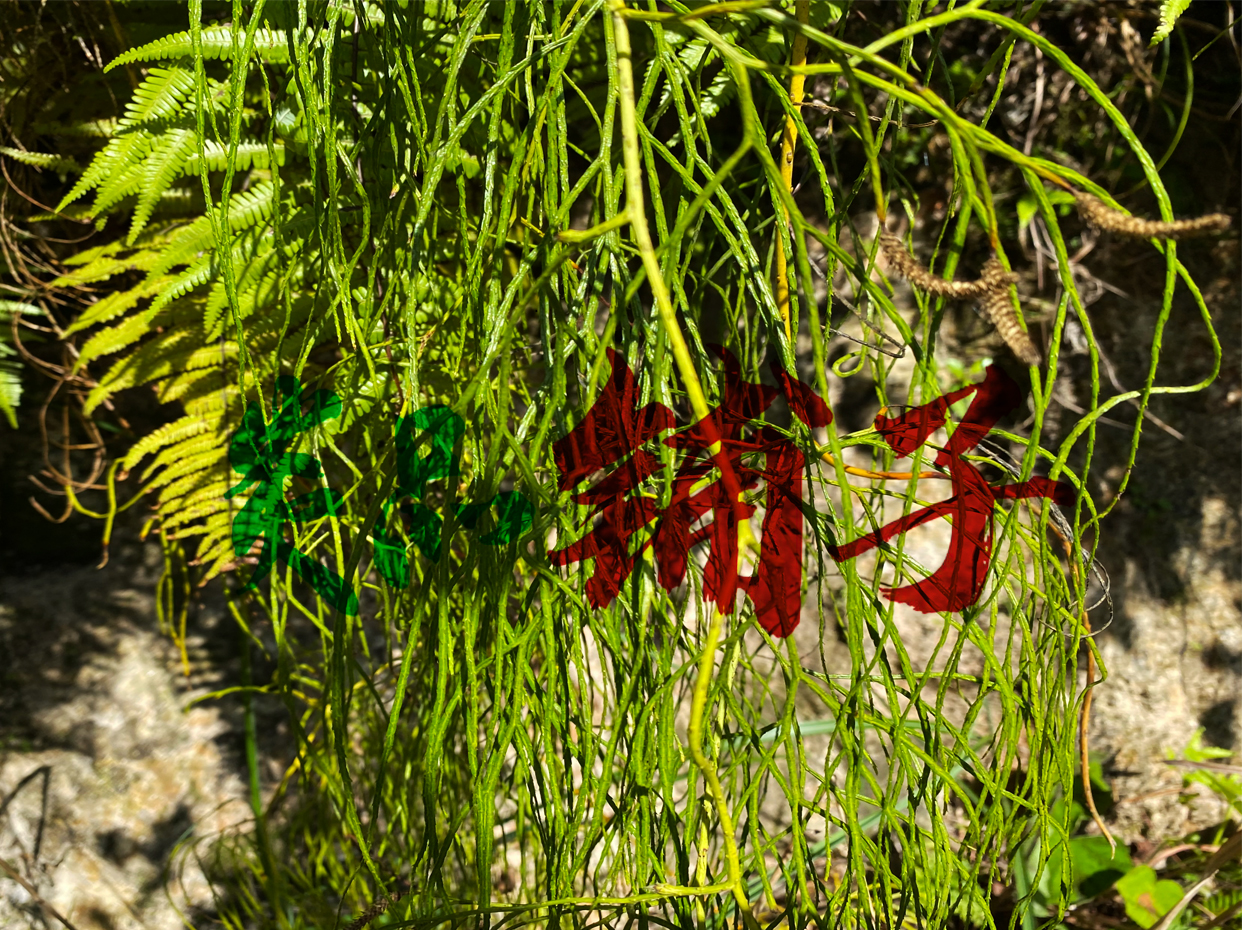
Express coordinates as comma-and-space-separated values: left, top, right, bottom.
26, 205, 95, 223
155, 365, 226, 404
31, 118, 116, 138
67, 277, 171, 335
83, 329, 200, 412
140, 429, 229, 482
173, 507, 231, 534
181, 382, 238, 416
191, 537, 238, 577
160, 479, 232, 519
1151, 0, 1192, 46
182, 340, 241, 373
130, 128, 197, 241
119, 67, 197, 127
167, 509, 232, 540
156, 367, 227, 405
146, 181, 277, 280
0, 358, 22, 428
149, 257, 216, 314
182, 140, 285, 176
76, 310, 184, 370
0, 147, 81, 174
61, 237, 130, 267
204, 249, 280, 336
142, 448, 227, 494
56, 131, 151, 212
122, 414, 213, 472
0, 301, 45, 321
158, 462, 232, 510
107, 26, 291, 72
53, 249, 166, 287
151, 221, 276, 316
161, 485, 231, 526
90, 159, 148, 216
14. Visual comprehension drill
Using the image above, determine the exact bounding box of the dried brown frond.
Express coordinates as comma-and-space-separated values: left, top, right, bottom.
980, 282, 1041, 367
879, 232, 992, 298
1074, 192, 1232, 240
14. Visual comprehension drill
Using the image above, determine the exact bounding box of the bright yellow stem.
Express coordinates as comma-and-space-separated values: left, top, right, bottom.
774, 0, 809, 341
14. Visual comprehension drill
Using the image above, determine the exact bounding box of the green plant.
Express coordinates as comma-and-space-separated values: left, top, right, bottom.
1006, 736, 1242, 930
0, 299, 44, 426
15, 2, 1231, 928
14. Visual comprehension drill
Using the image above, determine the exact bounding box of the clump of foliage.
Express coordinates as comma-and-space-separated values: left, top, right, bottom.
2, 2, 1233, 929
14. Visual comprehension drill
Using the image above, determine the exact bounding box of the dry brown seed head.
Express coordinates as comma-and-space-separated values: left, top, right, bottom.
980, 287, 1040, 367
878, 232, 991, 298
980, 257, 1019, 290
1074, 192, 1232, 240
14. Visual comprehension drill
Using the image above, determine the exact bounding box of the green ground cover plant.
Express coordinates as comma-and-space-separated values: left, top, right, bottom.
1, 1, 1235, 928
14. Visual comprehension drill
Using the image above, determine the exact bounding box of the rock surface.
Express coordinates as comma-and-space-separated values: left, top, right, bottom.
0, 538, 249, 930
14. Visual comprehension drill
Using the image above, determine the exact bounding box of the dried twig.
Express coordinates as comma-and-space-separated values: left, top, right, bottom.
0, 855, 82, 930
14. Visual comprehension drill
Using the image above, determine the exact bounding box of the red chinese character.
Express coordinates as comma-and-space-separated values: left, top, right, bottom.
831, 364, 1074, 613
550, 347, 831, 637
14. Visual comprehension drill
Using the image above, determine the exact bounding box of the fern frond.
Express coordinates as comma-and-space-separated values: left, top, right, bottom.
204, 251, 281, 336
161, 479, 232, 514
0, 301, 45, 321
191, 536, 238, 578
90, 150, 152, 215
65, 224, 179, 266
1151, 0, 1192, 46
140, 429, 229, 482
67, 278, 172, 335
84, 329, 200, 412
149, 257, 216, 313
181, 340, 240, 372
26, 205, 95, 223
53, 247, 168, 287
182, 384, 238, 417
119, 66, 197, 128
159, 479, 232, 520
107, 26, 291, 72
156, 367, 228, 405
151, 220, 280, 315
122, 413, 213, 471
0, 147, 81, 174
182, 140, 285, 176
61, 238, 129, 268
130, 128, 197, 240
76, 308, 175, 369
167, 509, 232, 540
141, 448, 227, 494
146, 181, 277, 280
0, 358, 22, 428
56, 131, 151, 212
157, 461, 232, 509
